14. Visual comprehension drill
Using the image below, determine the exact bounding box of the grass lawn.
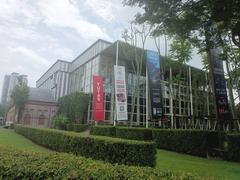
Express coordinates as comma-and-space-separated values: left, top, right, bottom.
156, 149, 240, 179
0, 127, 49, 152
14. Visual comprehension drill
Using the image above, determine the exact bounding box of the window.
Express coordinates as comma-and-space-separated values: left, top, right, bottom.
23, 114, 31, 125
38, 114, 45, 125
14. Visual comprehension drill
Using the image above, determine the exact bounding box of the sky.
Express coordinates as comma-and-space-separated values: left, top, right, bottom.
0, 0, 203, 99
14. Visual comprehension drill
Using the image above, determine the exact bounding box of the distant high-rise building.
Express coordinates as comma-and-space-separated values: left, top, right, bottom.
1, 72, 28, 104
1, 75, 10, 104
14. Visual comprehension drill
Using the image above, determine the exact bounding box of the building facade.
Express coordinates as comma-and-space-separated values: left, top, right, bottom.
1, 72, 28, 104
1, 75, 10, 104
6, 88, 58, 127
37, 39, 215, 128
36, 60, 70, 101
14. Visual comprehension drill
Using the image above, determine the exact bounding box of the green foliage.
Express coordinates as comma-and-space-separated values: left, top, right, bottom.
0, 146, 198, 179
14, 124, 156, 167
10, 84, 29, 109
58, 92, 89, 124
90, 126, 116, 137
10, 123, 14, 129
0, 104, 7, 117
10, 84, 29, 122
52, 114, 70, 130
124, 0, 240, 47
90, 126, 153, 141
201, 52, 210, 71
170, 36, 192, 64
152, 129, 221, 157
227, 133, 240, 162
116, 127, 153, 141
66, 124, 88, 132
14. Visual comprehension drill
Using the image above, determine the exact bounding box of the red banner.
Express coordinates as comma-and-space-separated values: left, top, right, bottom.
93, 75, 104, 121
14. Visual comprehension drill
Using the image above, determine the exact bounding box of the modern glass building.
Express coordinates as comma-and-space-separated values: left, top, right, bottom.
37, 39, 215, 128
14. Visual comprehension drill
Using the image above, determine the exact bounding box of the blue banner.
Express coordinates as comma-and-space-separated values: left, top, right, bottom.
209, 49, 231, 119
146, 50, 163, 118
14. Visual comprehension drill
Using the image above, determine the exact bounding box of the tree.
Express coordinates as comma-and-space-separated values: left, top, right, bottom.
123, 0, 240, 47
123, 0, 240, 127
10, 84, 29, 122
170, 36, 192, 64
0, 104, 7, 117
121, 22, 152, 126
169, 35, 192, 128
58, 92, 89, 124
52, 114, 70, 130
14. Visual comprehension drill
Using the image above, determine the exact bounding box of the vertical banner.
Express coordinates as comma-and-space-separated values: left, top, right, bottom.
146, 50, 163, 118
114, 65, 128, 120
93, 75, 104, 121
209, 49, 231, 119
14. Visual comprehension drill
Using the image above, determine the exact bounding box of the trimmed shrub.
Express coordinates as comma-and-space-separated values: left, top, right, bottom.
10, 123, 14, 129
0, 146, 198, 179
66, 124, 88, 132
227, 133, 240, 162
66, 123, 74, 131
52, 114, 69, 130
58, 92, 89, 124
90, 125, 116, 137
116, 127, 153, 141
152, 129, 220, 157
14, 124, 156, 167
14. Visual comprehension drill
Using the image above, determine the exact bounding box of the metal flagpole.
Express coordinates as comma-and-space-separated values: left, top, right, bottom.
205, 71, 210, 116
170, 67, 174, 128
114, 41, 119, 126
189, 66, 193, 117
146, 65, 149, 128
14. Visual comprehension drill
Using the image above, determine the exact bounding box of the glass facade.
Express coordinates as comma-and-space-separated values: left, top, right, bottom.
37, 40, 215, 128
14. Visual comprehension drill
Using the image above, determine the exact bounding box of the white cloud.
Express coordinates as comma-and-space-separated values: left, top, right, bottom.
84, 0, 115, 22
0, 0, 204, 102
37, 0, 110, 40
0, 0, 138, 96
0, 46, 50, 90
0, 0, 41, 25
53, 47, 74, 61
8, 46, 51, 67
0, 0, 19, 19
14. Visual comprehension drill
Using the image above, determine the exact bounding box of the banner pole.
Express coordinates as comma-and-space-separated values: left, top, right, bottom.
146, 65, 149, 128
189, 66, 193, 117
114, 41, 119, 126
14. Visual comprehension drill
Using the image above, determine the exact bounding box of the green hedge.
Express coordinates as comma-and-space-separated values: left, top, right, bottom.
0, 146, 198, 179
10, 123, 14, 129
90, 126, 153, 141
227, 133, 240, 162
14, 124, 156, 167
116, 127, 153, 141
66, 124, 88, 132
90, 125, 116, 137
152, 129, 220, 157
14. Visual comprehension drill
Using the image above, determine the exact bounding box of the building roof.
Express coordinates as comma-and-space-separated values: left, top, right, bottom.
36, 59, 70, 83
36, 39, 112, 84
29, 88, 56, 103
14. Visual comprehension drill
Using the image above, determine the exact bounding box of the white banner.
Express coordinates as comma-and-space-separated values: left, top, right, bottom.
114, 65, 128, 120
